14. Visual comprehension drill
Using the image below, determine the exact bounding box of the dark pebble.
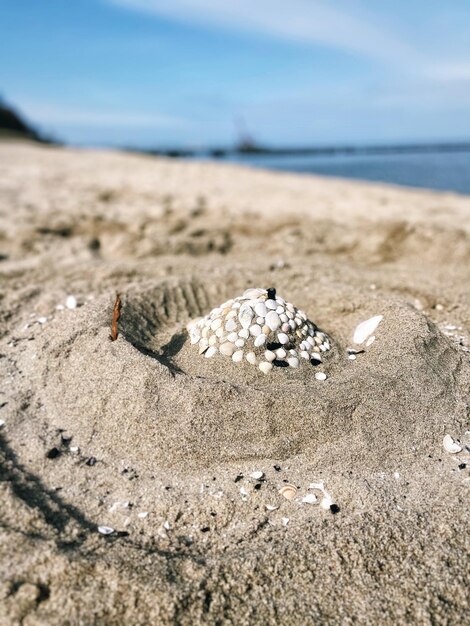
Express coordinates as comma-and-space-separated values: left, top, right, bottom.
46, 447, 61, 459
86, 457, 97, 466
201, 526, 210, 533
458, 463, 466, 470
330, 504, 340, 514
273, 465, 281, 472
234, 473, 244, 483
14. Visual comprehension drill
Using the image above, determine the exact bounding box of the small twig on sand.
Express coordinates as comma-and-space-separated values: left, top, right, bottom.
110, 294, 122, 341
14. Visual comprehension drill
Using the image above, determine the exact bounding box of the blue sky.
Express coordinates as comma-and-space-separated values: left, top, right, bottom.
1, 0, 470, 147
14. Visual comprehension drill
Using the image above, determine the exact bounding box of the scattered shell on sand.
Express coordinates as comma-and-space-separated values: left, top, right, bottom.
97, 526, 114, 535
249, 470, 264, 480
281, 517, 290, 526
66, 295, 77, 310
315, 372, 327, 381
187, 288, 331, 375
279, 484, 297, 500
302, 493, 318, 504
353, 315, 383, 344
443, 434, 462, 454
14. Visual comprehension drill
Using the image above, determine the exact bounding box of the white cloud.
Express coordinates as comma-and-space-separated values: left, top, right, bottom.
106, 0, 418, 64
424, 63, 470, 82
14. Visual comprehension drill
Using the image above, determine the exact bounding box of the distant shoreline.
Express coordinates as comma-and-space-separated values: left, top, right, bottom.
131, 141, 470, 160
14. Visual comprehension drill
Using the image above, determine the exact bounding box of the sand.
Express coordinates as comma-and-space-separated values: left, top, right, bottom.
0, 142, 469, 625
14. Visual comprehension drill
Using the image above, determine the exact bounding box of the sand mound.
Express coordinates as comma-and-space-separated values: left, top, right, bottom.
23, 277, 466, 471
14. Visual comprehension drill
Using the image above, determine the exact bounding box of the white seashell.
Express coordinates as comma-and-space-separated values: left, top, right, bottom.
211, 318, 222, 331
246, 351, 257, 365
286, 303, 295, 312
262, 325, 270, 335
240, 486, 249, 498
281, 517, 289, 526
239, 328, 250, 339
311, 353, 322, 363
349, 353, 357, 360
289, 320, 296, 331
254, 334, 266, 348
300, 351, 310, 359
249, 324, 262, 336
275, 348, 287, 359
281, 323, 290, 332
254, 302, 267, 317
208, 335, 217, 346
66, 295, 77, 310
205, 346, 218, 358
278, 333, 289, 344
309, 481, 325, 491
226, 309, 237, 319
302, 493, 318, 504
320, 495, 333, 510
220, 342, 235, 356
250, 471, 264, 480
353, 315, 383, 344
287, 357, 299, 368
227, 332, 238, 342
266, 299, 277, 310
189, 328, 201, 344
264, 350, 276, 362
289, 349, 297, 356
259, 361, 273, 374
232, 350, 244, 362
256, 316, 264, 324
315, 372, 327, 380
97, 526, 114, 535
225, 318, 237, 332
265, 311, 281, 331
243, 288, 264, 299
443, 434, 462, 453
279, 484, 297, 500
265, 504, 279, 511
307, 336, 315, 346
366, 335, 375, 347
235, 338, 245, 348
280, 314, 288, 323
276, 305, 285, 314
239, 303, 254, 329
215, 327, 224, 338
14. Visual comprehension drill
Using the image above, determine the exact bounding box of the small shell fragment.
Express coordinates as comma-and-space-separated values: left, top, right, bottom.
265, 504, 279, 511
302, 493, 318, 504
97, 526, 114, 535
315, 372, 327, 381
443, 434, 462, 454
66, 295, 77, 310
259, 361, 273, 375
249, 471, 264, 480
353, 315, 383, 344
279, 484, 297, 500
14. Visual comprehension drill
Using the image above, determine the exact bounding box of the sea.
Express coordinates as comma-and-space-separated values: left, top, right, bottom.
223, 149, 470, 195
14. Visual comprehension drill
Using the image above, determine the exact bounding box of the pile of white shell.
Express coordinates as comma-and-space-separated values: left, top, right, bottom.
187, 288, 331, 374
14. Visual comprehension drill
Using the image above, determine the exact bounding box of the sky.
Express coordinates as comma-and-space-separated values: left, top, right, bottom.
1, 0, 470, 147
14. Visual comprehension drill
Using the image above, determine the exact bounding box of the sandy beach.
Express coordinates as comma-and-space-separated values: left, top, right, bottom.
0, 141, 469, 625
